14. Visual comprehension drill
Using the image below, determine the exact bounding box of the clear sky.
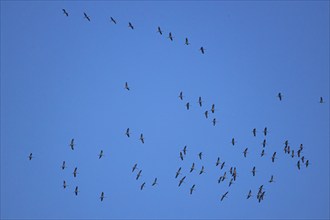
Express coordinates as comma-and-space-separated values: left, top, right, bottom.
1, 1, 329, 219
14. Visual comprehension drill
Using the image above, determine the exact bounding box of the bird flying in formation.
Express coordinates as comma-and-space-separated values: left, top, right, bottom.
152, 178, 158, 186
61, 161, 66, 170
70, 138, 74, 150
157, 26, 162, 35
180, 152, 184, 161
125, 82, 130, 90
98, 150, 104, 159
178, 176, 186, 187
179, 91, 183, 100
63, 180, 67, 189
73, 167, 78, 177
140, 134, 144, 144
263, 127, 268, 136
126, 128, 130, 137
140, 182, 146, 190
190, 163, 195, 173
186, 102, 190, 110
252, 166, 256, 176
28, 153, 33, 160
272, 152, 277, 163
247, 190, 252, 199
198, 152, 203, 160
84, 12, 90, 21
204, 110, 208, 119
74, 186, 79, 196
128, 22, 134, 29
221, 191, 228, 201
132, 163, 138, 172
243, 148, 248, 158
200, 47, 205, 54
136, 170, 142, 180
278, 92, 282, 101
320, 97, 324, 103
212, 118, 217, 126
183, 146, 187, 155
100, 192, 105, 201
190, 184, 195, 195
110, 17, 117, 24
231, 138, 236, 146
269, 175, 274, 183
175, 167, 182, 178
198, 96, 202, 107
185, 38, 190, 45
199, 166, 205, 175
252, 128, 256, 137
211, 104, 215, 113
62, 9, 69, 16
216, 157, 220, 166
168, 32, 173, 41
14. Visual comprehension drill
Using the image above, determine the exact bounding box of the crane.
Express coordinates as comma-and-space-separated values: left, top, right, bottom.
136, 170, 142, 180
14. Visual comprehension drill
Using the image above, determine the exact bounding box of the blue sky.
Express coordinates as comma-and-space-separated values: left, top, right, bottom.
1, 1, 329, 219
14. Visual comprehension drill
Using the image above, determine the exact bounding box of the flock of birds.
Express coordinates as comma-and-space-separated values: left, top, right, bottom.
26, 9, 326, 204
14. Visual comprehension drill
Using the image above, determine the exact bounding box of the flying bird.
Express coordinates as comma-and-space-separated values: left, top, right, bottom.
175, 167, 182, 178
299, 144, 304, 151
261, 149, 265, 157
190, 184, 195, 195
157, 26, 162, 35
211, 104, 215, 113
185, 38, 190, 45
229, 178, 234, 187
62, 9, 69, 16
233, 167, 237, 181
100, 192, 105, 201
204, 110, 208, 118
262, 139, 267, 148
178, 176, 186, 187
278, 92, 282, 101
180, 152, 184, 161
110, 16, 117, 24
231, 138, 236, 146
220, 162, 225, 170
252, 128, 256, 137
132, 163, 138, 172
212, 118, 217, 126
200, 47, 205, 54
252, 166, 256, 176
63, 180, 67, 189
272, 152, 277, 163
28, 153, 33, 160
306, 160, 309, 168
179, 91, 183, 100
152, 178, 158, 186
168, 32, 173, 41
320, 97, 324, 103
128, 22, 134, 29
126, 128, 130, 137
136, 170, 142, 180
61, 161, 66, 170
216, 157, 220, 166
199, 166, 205, 175
297, 160, 301, 170
125, 82, 130, 90
247, 190, 252, 199
269, 175, 274, 183
73, 167, 78, 177
190, 163, 195, 173
198, 96, 202, 107
291, 150, 294, 158
84, 12, 90, 21
243, 148, 248, 158
140, 182, 146, 190
70, 138, 74, 150
183, 146, 187, 155
220, 191, 228, 201
301, 156, 305, 163
98, 150, 104, 159
186, 102, 190, 110
140, 134, 144, 144
198, 152, 203, 160
74, 186, 79, 196
263, 127, 268, 136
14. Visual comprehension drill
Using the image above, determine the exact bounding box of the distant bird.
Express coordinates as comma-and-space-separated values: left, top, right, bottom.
70, 138, 74, 150
212, 118, 217, 126
186, 102, 190, 110
200, 47, 205, 54
180, 152, 184, 161
125, 82, 130, 90
183, 146, 187, 155
63, 180, 67, 189
178, 176, 186, 187
252, 128, 256, 137
291, 150, 294, 158
175, 167, 182, 178
157, 26, 162, 35
110, 17, 117, 24
247, 190, 252, 199
198, 96, 202, 107
179, 91, 183, 100
190, 163, 195, 173
100, 192, 105, 201
220, 191, 228, 201
98, 150, 104, 159
185, 38, 190, 45
128, 22, 134, 29
222, 172, 227, 181
152, 178, 158, 186
190, 184, 195, 195
220, 162, 225, 170
228, 178, 234, 187
287, 146, 291, 154
272, 152, 277, 163
233, 167, 237, 181
284, 140, 289, 147
84, 12, 90, 21
252, 166, 256, 176
136, 170, 142, 180
132, 163, 138, 172
28, 153, 33, 160
74, 186, 79, 196
299, 144, 304, 151
278, 92, 282, 101
73, 167, 78, 177
218, 175, 223, 184
62, 9, 69, 16
263, 127, 268, 136
320, 97, 324, 103
297, 160, 301, 170
168, 32, 173, 41
231, 138, 236, 146
204, 110, 208, 119
126, 128, 130, 137
199, 166, 205, 175
301, 156, 305, 163
284, 145, 288, 154
258, 185, 264, 194
261, 149, 265, 157
262, 139, 267, 148
216, 157, 220, 166
229, 167, 233, 175
243, 148, 248, 158
269, 175, 274, 183
258, 191, 265, 203
211, 104, 215, 113
140, 182, 146, 190
140, 134, 144, 144
198, 152, 203, 160
305, 160, 309, 168
61, 161, 66, 170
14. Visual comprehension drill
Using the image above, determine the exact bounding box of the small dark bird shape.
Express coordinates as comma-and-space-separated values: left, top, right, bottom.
179, 91, 183, 100
128, 22, 134, 29
125, 82, 130, 90
301, 156, 305, 163
211, 104, 215, 113
152, 178, 158, 186
200, 47, 205, 54
63, 180, 67, 189
272, 152, 277, 163
198, 152, 203, 160
175, 167, 182, 178
231, 138, 236, 146
186, 102, 190, 110
291, 150, 294, 158
190, 163, 195, 173
198, 96, 202, 107
140, 134, 144, 144
216, 157, 220, 166
204, 110, 208, 118
297, 160, 301, 170
157, 26, 162, 35
190, 184, 195, 195
168, 32, 173, 41
221, 191, 228, 201
126, 128, 130, 137
263, 127, 268, 136
243, 148, 248, 158
299, 144, 304, 151
74, 186, 79, 196
62, 9, 69, 16
233, 167, 237, 181
136, 170, 142, 180
110, 17, 117, 24
132, 163, 138, 172
247, 190, 252, 199
261, 149, 265, 157
252, 128, 256, 137
278, 92, 282, 101
183, 146, 187, 155
140, 182, 146, 190
100, 192, 105, 201
269, 175, 274, 183
284, 140, 289, 147
180, 152, 184, 161
28, 153, 33, 160
220, 162, 225, 170
199, 166, 205, 175
70, 138, 75, 150
287, 146, 291, 154
178, 176, 186, 187
252, 166, 256, 176
262, 139, 267, 148
185, 38, 190, 45
61, 161, 66, 170
84, 12, 90, 21
212, 118, 217, 126
306, 160, 309, 168
230, 167, 233, 175
98, 150, 104, 159
320, 97, 324, 103
73, 167, 78, 177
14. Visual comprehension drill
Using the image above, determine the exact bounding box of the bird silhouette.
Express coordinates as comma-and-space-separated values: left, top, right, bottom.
190, 163, 195, 173
74, 186, 79, 196
62, 9, 69, 16
204, 110, 208, 119
73, 167, 78, 177
125, 82, 130, 90
140, 182, 146, 190
63, 180, 67, 189
61, 161, 66, 170
200, 47, 205, 54
152, 178, 158, 186
100, 192, 105, 201
178, 176, 186, 187
243, 148, 248, 158
221, 191, 228, 201
199, 166, 205, 175
132, 163, 138, 172
98, 150, 104, 159
157, 26, 162, 35
175, 167, 182, 178
126, 128, 130, 137
198, 96, 202, 107
320, 97, 324, 103
272, 152, 277, 163
278, 92, 282, 101
84, 12, 90, 21
110, 17, 117, 24
252, 128, 256, 137
247, 190, 252, 199
186, 102, 190, 110
136, 170, 142, 180
252, 166, 256, 176
269, 175, 274, 183
216, 157, 220, 166
140, 134, 144, 144
263, 127, 268, 136
198, 152, 203, 160
190, 184, 195, 195
211, 104, 215, 113
128, 22, 134, 29
180, 152, 184, 161
28, 153, 33, 160
185, 38, 190, 45
183, 146, 187, 155
179, 91, 183, 100
70, 138, 74, 150
168, 32, 173, 41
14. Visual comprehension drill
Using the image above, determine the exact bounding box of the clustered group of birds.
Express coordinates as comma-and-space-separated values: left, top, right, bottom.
27, 9, 326, 203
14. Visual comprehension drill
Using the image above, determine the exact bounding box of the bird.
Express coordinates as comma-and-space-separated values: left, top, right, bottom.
100, 192, 105, 201
320, 97, 324, 103
243, 148, 248, 158
175, 167, 182, 178
216, 157, 220, 166
180, 152, 184, 161
211, 104, 215, 113
212, 118, 217, 126
272, 152, 277, 163
221, 172, 227, 181
190, 163, 195, 173
62, 9, 69, 16
84, 12, 90, 21
231, 138, 236, 146
261, 149, 265, 157
178, 176, 186, 187
301, 156, 305, 163
61, 161, 66, 170
140, 182, 146, 190
284, 145, 288, 154
198, 152, 203, 160
229, 167, 233, 175
136, 170, 142, 180
247, 190, 252, 199
126, 128, 130, 137
299, 144, 304, 151
125, 82, 130, 90
220, 162, 225, 170
110, 17, 117, 24
287, 146, 291, 154
233, 168, 237, 181
252, 166, 256, 176
258, 191, 265, 203
152, 178, 158, 186
186, 102, 190, 110
199, 166, 205, 175
140, 134, 144, 144
168, 32, 173, 41
306, 160, 309, 168
132, 163, 138, 172
190, 184, 195, 195
74, 186, 79, 196
183, 146, 187, 155
73, 167, 78, 177
252, 128, 256, 137
218, 176, 223, 184
179, 91, 183, 100
291, 150, 294, 158
157, 26, 162, 35
229, 178, 234, 187
263, 127, 268, 136
98, 150, 104, 159
28, 153, 33, 160
284, 140, 289, 147
220, 191, 228, 201
198, 96, 202, 107
204, 110, 208, 119
128, 22, 134, 29
63, 180, 67, 189
185, 38, 190, 45
278, 92, 282, 101
269, 175, 274, 183
297, 160, 301, 170
70, 138, 74, 150
262, 139, 267, 148
200, 47, 205, 54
